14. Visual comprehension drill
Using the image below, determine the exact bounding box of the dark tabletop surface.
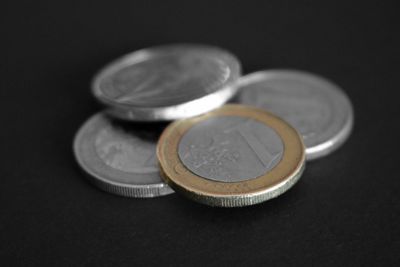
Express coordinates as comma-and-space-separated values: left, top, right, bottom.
1, 0, 399, 266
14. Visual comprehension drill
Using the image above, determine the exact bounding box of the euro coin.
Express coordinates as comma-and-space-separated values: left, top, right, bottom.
157, 104, 305, 207
237, 70, 354, 160
73, 112, 173, 197
92, 44, 241, 121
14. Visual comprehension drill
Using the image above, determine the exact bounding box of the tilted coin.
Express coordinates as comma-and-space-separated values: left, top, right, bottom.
73, 112, 173, 198
237, 70, 354, 160
92, 44, 241, 121
157, 104, 305, 207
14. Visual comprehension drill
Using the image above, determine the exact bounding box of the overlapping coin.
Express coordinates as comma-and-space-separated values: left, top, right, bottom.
73, 112, 173, 197
92, 44, 241, 121
237, 70, 353, 160
73, 44, 354, 206
157, 105, 305, 207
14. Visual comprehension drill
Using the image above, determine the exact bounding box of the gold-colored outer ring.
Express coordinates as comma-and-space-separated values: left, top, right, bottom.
157, 104, 306, 207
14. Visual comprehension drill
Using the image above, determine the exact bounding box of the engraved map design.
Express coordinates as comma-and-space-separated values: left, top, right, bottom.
239, 78, 335, 146
94, 124, 158, 174
178, 116, 284, 183
101, 51, 231, 107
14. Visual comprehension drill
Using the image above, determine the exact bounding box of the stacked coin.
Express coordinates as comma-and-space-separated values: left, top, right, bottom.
74, 44, 353, 207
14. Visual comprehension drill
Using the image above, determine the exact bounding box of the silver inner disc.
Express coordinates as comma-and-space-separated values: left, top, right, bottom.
178, 116, 284, 183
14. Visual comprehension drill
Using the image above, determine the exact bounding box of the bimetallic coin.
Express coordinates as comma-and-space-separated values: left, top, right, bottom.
238, 70, 354, 160
157, 104, 305, 207
73, 112, 174, 198
92, 44, 241, 121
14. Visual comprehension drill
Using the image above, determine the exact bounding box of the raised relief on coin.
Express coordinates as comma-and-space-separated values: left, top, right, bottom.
102, 51, 231, 107
95, 125, 158, 174
178, 116, 284, 182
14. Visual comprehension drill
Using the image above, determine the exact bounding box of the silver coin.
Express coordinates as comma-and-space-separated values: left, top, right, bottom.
73, 112, 174, 197
92, 44, 241, 121
178, 116, 284, 182
238, 70, 354, 160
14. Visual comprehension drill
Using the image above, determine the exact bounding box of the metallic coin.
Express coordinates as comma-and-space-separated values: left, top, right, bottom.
92, 44, 241, 121
73, 112, 174, 198
157, 104, 305, 207
178, 116, 284, 182
237, 70, 354, 160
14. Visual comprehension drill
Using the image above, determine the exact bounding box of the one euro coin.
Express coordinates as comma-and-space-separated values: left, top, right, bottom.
157, 104, 305, 207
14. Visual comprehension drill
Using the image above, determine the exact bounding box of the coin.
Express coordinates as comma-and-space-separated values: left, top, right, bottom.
92, 44, 241, 121
237, 70, 354, 160
157, 104, 305, 207
73, 112, 174, 197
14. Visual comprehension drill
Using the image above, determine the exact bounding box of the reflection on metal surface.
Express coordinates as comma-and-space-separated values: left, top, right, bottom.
92, 44, 241, 121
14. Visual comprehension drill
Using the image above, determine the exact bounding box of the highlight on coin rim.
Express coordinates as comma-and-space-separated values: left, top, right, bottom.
156, 104, 306, 207
91, 44, 242, 121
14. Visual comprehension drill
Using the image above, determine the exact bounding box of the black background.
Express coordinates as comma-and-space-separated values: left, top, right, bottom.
1, 0, 399, 266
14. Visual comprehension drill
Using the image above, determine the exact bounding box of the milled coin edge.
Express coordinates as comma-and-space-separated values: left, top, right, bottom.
160, 160, 305, 207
